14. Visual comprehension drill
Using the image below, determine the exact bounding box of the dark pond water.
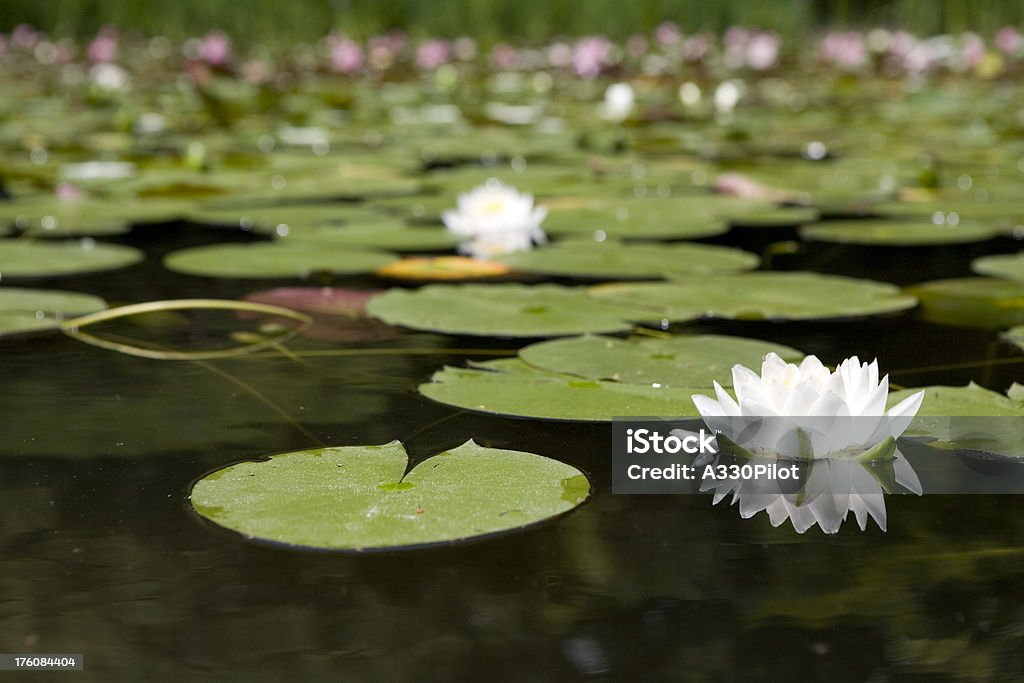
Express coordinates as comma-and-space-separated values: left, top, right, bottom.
2, 218, 1024, 681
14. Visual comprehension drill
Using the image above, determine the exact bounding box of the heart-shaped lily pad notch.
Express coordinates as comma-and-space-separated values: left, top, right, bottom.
495, 240, 759, 280
972, 252, 1024, 282
0, 240, 144, 278
189, 440, 590, 551
0, 287, 107, 337
801, 219, 997, 246
164, 242, 396, 279
367, 283, 638, 336
589, 272, 917, 322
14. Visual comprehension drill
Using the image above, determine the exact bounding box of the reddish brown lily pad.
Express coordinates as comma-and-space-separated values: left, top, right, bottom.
242, 287, 399, 342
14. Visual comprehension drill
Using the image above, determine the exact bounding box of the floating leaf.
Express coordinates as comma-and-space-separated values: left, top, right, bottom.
801, 219, 996, 246
0, 287, 107, 336
188, 204, 387, 233
891, 384, 1024, 459
0, 239, 144, 278
906, 277, 1024, 329
972, 252, 1024, 282
590, 272, 917, 322
366, 283, 637, 336
190, 440, 590, 551
281, 223, 460, 251
420, 360, 701, 420
163, 242, 396, 278
495, 240, 758, 280
1004, 325, 1024, 351
542, 197, 730, 240
375, 256, 512, 281
518, 334, 804, 387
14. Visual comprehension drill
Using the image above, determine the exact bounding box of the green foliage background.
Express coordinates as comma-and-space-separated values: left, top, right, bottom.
2, 0, 1023, 43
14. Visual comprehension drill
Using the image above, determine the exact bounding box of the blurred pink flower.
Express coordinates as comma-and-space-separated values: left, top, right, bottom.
199, 30, 231, 66
961, 32, 985, 68
415, 39, 451, 70
820, 31, 867, 69
490, 43, 522, 71
87, 26, 119, 63
996, 26, 1021, 55
56, 183, 85, 202
655, 21, 681, 49
572, 36, 613, 79
11, 24, 40, 50
368, 32, 407, 69
746, 32, 780, 70
328, 34, 364, 74
682, 34, 711, 62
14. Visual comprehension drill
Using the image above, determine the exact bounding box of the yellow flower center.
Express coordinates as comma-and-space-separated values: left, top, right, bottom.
482, 199, 505, 215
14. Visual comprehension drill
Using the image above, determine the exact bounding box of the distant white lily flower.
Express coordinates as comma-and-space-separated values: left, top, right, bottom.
692, 353, 925, 460
601, 82, 635, 122
89, 63, 129, 92
442, 179, 548, 259
713, 80, 742, 113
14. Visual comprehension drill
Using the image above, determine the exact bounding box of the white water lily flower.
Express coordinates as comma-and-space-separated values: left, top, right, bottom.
442, 179, 548, 259
692, 353, 925, 460
601, 82, 635, 122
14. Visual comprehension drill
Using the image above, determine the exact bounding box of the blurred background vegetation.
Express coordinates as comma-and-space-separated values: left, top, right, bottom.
2, 0, 1023, 43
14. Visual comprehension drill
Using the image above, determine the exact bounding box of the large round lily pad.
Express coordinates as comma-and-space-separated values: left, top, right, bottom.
518, 334, 804, 387
164, 242, 396, 278
420, 359, 703, 420
189, 440, 590, 551
589, 272, 917, 322
366, 284, 638, 336
0, 240, 144, 278
495, 240, 758, 280
906, 277, 1024, 329
0, 287, 107, 336
801, 219, 996, 246
972, 252, 1024, 282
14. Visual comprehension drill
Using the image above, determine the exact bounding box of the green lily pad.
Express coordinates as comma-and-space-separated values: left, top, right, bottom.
188, 204, 388, 234
890, 384, 1024, 459
189, 440, 589, 551
0, 198, 191, 237
589, 272, 917, 322
542, 197, 730, 240
518, 334, 804, 387
0, 287, 107, 336
280, 223, 460, 251
495, 240, 758, 280
906, 277, 1024, 329
420, 360, 702, 421
1004, 326, 1024, 351
366, 284, 638, 337
972, 252, 1024, 282
0, 239, 144, 278
801, 219, 997, 246
163, 242, 396, 279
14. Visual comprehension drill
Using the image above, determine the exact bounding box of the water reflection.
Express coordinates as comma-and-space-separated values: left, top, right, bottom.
697, 449, 922, 534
